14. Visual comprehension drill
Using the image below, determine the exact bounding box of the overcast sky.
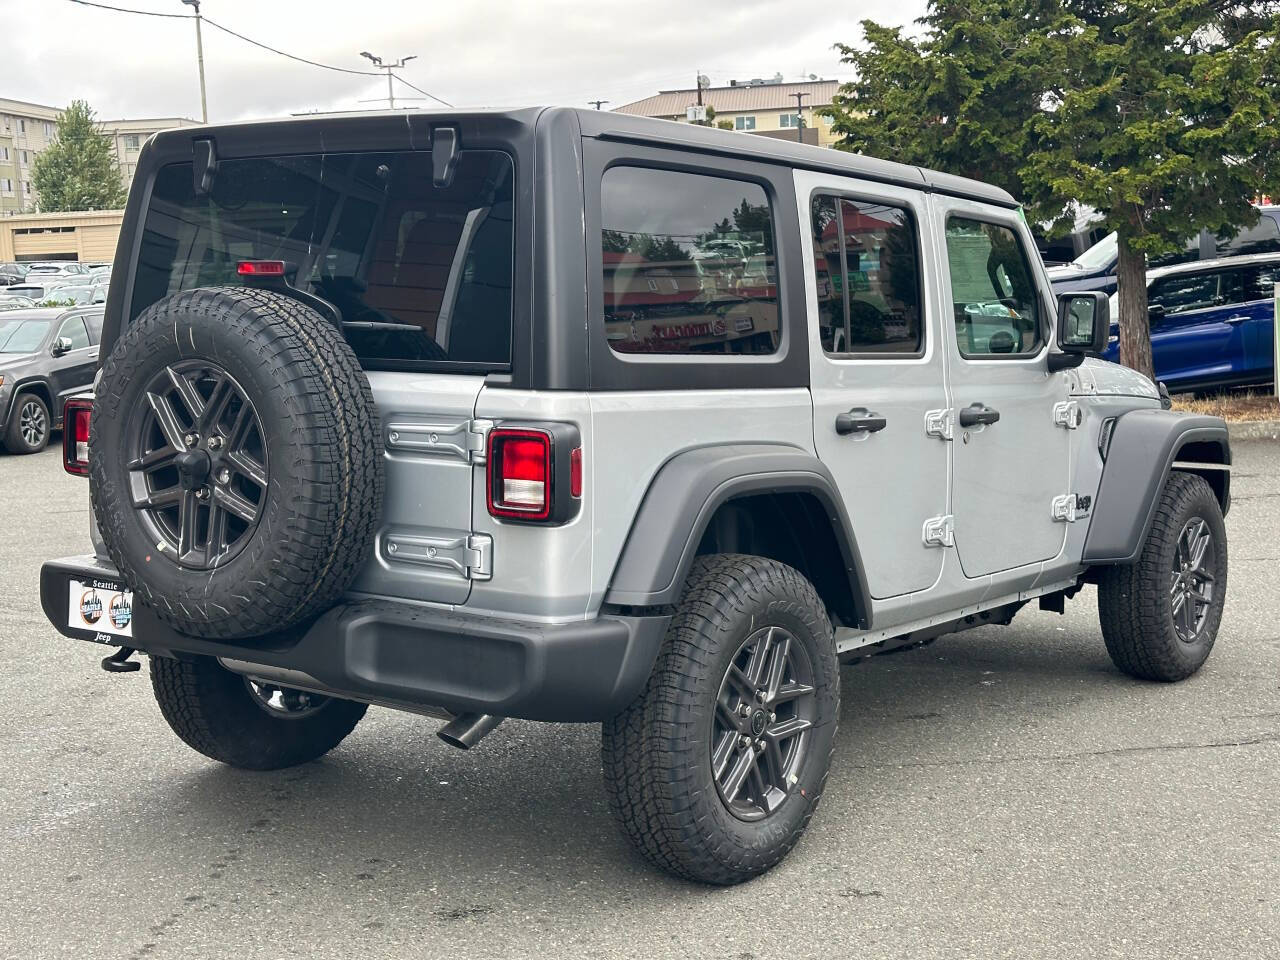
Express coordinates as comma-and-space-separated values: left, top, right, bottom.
0, 0, 927, 122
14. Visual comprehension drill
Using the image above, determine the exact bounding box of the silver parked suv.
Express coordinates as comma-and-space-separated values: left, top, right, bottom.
40, 109, 1230, 884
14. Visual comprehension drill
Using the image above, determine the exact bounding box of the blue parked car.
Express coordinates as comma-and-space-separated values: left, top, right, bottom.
1103, 252, 1279, 393
1050, 206, 1280, 295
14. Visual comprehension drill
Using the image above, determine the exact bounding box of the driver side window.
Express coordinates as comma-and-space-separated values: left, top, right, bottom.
58, 316, 90, 350
944, 217, 1041, 357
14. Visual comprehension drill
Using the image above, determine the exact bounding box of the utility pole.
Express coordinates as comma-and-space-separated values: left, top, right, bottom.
588, 99, 609, 110
181, 0, 208, 123
790, 92, 809, 143
360, 52, 417, 110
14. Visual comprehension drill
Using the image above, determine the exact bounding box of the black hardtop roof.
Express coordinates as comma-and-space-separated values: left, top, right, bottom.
146, 105, 1019, 210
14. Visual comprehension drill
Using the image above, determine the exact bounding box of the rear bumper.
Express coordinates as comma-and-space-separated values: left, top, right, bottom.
40, 554, 668, 722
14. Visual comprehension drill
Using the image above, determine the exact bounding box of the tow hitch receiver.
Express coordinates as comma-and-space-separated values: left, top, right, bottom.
100, 646, 140, 673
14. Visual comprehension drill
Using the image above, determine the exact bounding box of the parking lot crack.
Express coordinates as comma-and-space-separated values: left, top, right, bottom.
856, 732, 1280, 770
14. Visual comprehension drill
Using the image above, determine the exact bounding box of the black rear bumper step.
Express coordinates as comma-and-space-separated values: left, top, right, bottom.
40, 555, 668, 723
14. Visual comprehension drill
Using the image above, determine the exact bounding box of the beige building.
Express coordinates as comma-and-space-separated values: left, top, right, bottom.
0, 209, 124, 264
615, 78, 843, 148
0, 97, 199, 216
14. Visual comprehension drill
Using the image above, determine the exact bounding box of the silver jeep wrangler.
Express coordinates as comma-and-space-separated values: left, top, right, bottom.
41, 108, 1230, 885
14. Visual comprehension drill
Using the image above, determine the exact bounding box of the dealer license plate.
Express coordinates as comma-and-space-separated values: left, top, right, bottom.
67, 578, 133, 640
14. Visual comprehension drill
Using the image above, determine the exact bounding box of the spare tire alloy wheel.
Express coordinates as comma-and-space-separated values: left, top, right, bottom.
128, 361, 268, 569
91, 287, 384, 640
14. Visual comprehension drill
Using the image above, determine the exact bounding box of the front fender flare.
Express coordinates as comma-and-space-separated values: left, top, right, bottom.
1083, 409, 1230, 564
603, 443, 872, 628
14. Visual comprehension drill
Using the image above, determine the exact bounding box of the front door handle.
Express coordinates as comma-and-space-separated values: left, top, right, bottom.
1224, 315, 1250, 324
958, 402, 1000, 427
835, 407, 887, 435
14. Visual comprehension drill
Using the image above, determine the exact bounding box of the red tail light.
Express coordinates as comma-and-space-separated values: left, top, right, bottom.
237, 260, 286, 277
488, 429, 551, 520
486, 424, 583, 524
63, 397, 92, 476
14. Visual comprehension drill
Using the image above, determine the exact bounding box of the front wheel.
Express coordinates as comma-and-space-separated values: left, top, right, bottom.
4, 392, 50, 453
1097, 472, 1228, 682
151, 655, 367, 770
601, 555, 839, 884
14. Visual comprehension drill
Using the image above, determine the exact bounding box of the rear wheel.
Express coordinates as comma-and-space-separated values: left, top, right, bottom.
3, 393, 49, 453
150, 654, 367, 770
1098, 472, 1227, 681
601, 554, 839, 884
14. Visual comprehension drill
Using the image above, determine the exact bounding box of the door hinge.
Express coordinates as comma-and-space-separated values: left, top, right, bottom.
385, 418, 493, 463
1052, 400, 1082, 429
383, 532, 493, 580
922, 514, 955, 547
1051, 494, 1079, 522
924, 408, 954, 441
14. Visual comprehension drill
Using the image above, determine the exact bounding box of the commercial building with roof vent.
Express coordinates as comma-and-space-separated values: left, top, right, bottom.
614, 78, 842, 147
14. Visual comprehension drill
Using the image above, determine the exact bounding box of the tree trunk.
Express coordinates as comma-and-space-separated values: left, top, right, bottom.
1115, 232, 1155, 380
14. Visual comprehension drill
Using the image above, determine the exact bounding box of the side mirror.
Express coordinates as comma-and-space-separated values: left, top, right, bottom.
51, 336, 73, 357
1049, 291, 1109, 370
1148, 304, 1166, 327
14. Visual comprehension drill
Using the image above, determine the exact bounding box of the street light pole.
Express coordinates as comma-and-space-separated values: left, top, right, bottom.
790, 92, 809, 143
181, 0, 208, 123
360, 52, 417, 110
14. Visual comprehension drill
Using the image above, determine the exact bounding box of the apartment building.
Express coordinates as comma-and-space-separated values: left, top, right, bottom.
614, 77, 843, 147
0, 97, 199, 215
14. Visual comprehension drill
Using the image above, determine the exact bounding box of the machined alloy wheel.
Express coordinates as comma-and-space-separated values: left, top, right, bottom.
19, 397, 47, 448
1170, 517, 1215, 644
712, 625, 817, 821
126, 360, 268, 570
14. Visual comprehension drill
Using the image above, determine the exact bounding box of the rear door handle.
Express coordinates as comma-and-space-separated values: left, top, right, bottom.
835, 407, 887, 436
958, 402, 1000, 427
1224, 315, 1250, 324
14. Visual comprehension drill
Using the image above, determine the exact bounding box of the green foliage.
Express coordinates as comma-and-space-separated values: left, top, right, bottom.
30, 100, 127, 212
826, 0, 1280, 377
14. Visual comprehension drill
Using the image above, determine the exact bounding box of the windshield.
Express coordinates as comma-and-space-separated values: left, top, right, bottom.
1072, 232, 1117, 270
133, 148, 516, 372
0, 318, 51, 352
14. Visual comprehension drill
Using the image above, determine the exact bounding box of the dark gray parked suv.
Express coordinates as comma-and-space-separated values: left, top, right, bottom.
0, 306, 103, 453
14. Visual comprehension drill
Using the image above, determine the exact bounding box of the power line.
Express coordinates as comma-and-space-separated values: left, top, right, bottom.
59, 0, 452, 107
201, 18, 384, 77
64, 0, 189, 17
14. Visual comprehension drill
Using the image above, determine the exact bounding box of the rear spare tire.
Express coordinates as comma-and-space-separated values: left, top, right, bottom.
91, 287, 383, 639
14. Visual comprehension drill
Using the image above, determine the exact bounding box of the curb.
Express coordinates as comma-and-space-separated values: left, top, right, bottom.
1227, 420, 1280, 442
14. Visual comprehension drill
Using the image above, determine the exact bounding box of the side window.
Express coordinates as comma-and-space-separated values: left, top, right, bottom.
1246, 263, 1280, 302
84, 313, 104, 342
1222, 215, 1280, 256
810, 194, 924, 354
1148, 273, 1219, 314
59, 317, 90, 349
601, 166, 779, 356
944, 217, 1042, 356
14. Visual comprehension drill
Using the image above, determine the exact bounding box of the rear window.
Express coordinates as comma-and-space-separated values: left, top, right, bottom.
131, 149, 515, 371
600, 166, 780, 356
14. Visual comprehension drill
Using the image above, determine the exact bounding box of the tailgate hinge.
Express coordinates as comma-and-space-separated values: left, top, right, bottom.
1052, 400, 1082, 429
384, 418, 492, 463
924, 408, 954, 441
922, 514, 955, 547
1051, 494, 1079, 522
465, 534, 493, 580
383, 531, 493, 580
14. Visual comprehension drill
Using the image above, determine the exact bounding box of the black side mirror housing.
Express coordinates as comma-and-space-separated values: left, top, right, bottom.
1048, 291, 1110, 371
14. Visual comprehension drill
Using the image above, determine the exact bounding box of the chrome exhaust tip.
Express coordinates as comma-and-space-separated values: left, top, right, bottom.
437, 713, 503, 750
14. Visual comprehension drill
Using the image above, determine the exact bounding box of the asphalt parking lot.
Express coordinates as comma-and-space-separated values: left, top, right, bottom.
1, 440, 1276, 960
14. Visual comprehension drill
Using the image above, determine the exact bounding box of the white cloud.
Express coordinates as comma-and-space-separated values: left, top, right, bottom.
1, 0, 926, 121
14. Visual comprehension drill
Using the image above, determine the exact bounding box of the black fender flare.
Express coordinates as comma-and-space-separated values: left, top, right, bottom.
603, 443, 872, 628
1083, 409, 1230, 564
3, 376, 54, 426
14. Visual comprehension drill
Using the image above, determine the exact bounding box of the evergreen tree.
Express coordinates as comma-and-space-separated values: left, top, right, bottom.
31, 100, 127, 212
